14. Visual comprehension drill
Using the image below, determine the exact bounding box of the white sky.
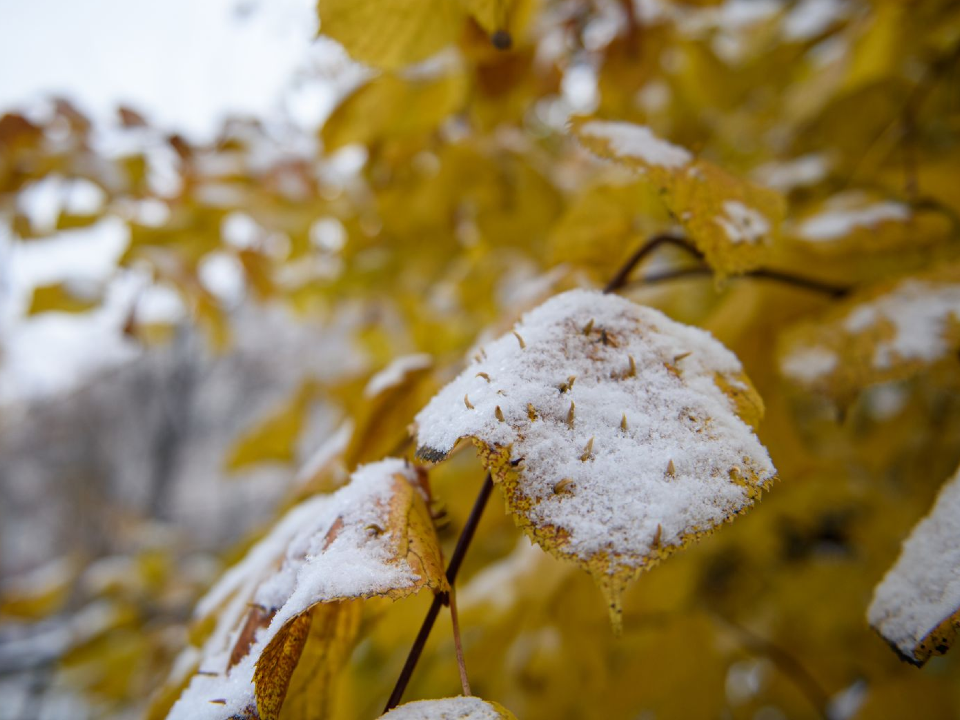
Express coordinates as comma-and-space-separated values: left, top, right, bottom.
0, 0, 326, 138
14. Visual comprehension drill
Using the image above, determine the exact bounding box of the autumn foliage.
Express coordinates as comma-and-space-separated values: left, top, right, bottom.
3, 0, 960, 718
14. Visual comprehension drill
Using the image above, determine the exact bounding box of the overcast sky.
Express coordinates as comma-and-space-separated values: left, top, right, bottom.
0, 0, 329, 138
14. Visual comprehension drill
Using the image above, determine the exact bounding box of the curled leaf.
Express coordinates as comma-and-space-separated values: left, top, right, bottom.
868, 463, 960, 666
168, 459, 447, 720
415, 290, 776, 630
778, 263, 960, 401
380, 696, 518, 719
572, 119, 784, 277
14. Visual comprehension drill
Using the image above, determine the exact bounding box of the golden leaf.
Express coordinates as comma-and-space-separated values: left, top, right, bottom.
415, 290, 776, 630
317, 0, 464, 70
572, 118, 784, 277
322, 70, 468, 153
27, 281, 100, 315
254, 610, 313, 720
778, 262, 960, 402
168, 459, 447, 719
225, 380, 317, 472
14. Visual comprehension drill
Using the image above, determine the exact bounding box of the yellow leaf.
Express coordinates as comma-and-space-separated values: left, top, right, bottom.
322, 70, 468, 153
317, 0, 464, 70
778, 262, 960, 403
168, 459, 447, 719
254, 611, 313, 720
573, 118, 784, 277
415, 290, 776, 631
27, 281, 100, 315
278, 601, 362, 720
226, 380, 317, 471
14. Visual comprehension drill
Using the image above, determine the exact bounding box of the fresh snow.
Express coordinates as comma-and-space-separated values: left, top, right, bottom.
780, 345, 839, 384
842, 280, 960, 370
797, 201, 910, 242
415, 290, 776, 570
364, 353, 434, 398
169, 459, 426, 720
578, 121, 693, 169
752, 154, 829, 192
868, 464, 960, 663
381, 697, 508, 719
715, 200, 771, 245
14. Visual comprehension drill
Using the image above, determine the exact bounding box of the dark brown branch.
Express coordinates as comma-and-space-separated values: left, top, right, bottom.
385, 473, 495, 712
602, 234, 701, 294
627, 265, 850, 298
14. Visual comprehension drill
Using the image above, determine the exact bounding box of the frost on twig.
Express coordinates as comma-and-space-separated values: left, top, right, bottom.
868, 463, 960, 666
166, 459, 447, 720
380, 696, 517, 719
778, 263, 960, 402
414, 290, 776, 630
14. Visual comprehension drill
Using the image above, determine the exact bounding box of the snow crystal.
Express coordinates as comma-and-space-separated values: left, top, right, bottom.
578, 120, 693, 169
780, 345, 838, 384
715, 200, 771, 245
842, 280, 960, 370
364, 353, 434, 398
868, 464, 960, 663
415, 290, 776, 570
382, 697, 507, 720
797, 201, 909, 242
169, 459, 426, 720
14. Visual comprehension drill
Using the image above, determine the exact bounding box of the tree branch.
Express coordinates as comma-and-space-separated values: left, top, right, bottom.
603, 234, 701, 293
384, 473, 495, 712
605, 234, 851, 298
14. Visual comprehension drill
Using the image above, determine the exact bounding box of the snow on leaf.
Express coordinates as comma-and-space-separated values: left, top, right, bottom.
380, 696, 518, 719
414, 290, 776, 630
778, 263, 960, 401
364, 353, 434, 398
167, 459, 447, 720
572, 118, 785, 278
868, 463, 960, 666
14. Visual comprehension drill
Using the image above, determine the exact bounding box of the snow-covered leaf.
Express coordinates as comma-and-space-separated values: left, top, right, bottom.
868, 463, 960, 666
167, 459, 448, 720
380, 696, 518, 719
778, 263, 960, 402
572, 119, 785, 278
414, 290, 776, 630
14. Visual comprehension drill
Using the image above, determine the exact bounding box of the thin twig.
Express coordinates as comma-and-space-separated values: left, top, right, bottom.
448, 588, 472, 696
602, 234, 700, 293
712, 612, 830, 720
384, 474, 495, 712
626, 265, 850, 298
604, 234, 849, 298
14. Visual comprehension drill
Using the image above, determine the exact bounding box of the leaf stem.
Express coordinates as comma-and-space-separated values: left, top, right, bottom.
448, 588, 472, 696
384, 473, 495, 712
